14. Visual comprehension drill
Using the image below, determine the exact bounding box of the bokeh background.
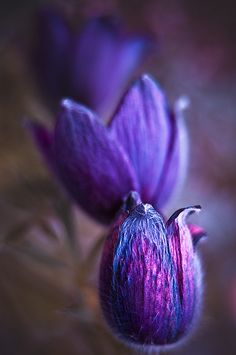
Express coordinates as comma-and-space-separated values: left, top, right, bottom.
0, 0, 236, 354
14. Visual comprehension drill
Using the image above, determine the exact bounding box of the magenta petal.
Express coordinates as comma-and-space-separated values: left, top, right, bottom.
188, 224, 206, 247
54, 99, 138, 223
25, 120, 55, 171
167, 206, 202, 334
69, 17, 150, 120
109, 74, 170, 206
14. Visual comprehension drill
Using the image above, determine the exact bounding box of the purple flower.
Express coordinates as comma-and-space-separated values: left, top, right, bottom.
99, 191, 204, 347
28, 74, 188, 224
32, 8, 151, 120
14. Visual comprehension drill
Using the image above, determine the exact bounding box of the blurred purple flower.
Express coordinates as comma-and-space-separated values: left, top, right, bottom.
99, 191, 204, 347
28, 74, 188, 224
32, 8, 151, 120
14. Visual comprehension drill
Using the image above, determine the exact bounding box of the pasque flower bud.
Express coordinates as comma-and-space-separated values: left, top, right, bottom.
99, 192, 204, 348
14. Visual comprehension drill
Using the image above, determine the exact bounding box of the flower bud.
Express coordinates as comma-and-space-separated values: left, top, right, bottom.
99, 192, 204, 348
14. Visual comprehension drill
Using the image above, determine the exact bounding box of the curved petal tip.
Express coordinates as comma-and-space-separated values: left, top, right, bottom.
122, 191, 141, 212
167, 205, 201, 226
174, 95, 190, 114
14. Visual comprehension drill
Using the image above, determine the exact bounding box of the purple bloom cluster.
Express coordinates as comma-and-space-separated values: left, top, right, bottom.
99, 192, 203, 347
28, 8, 205, 349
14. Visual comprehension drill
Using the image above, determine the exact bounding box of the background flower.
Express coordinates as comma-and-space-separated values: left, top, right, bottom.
31, 8, 151, 121
28, 74, 187, 224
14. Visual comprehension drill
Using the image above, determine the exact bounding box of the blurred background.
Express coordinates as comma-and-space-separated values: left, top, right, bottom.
0, 0, 236, 354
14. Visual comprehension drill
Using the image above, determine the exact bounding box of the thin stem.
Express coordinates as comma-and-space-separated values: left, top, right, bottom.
56, 197, 81, 258
78, 233, 106, 281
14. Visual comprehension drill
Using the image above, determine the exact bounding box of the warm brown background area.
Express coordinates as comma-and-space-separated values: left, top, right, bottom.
0, 0, 236, 354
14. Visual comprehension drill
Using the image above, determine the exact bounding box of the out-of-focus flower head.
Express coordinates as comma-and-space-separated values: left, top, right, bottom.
99, 191, 204, 348
32, 7, 151, 120
28, 74, 188, 224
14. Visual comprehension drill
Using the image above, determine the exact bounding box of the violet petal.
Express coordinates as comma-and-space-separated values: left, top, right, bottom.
154, 97, 189, 207
100, 202, 171, 345
109, 74, 170, 206
69, 17, 149, 120
25, 120, 55, 171
32, 9, 70, 106
54, 99, 138, 223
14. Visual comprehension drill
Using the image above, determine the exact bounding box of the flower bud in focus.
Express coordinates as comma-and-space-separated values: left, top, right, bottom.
99, 192, 204, 348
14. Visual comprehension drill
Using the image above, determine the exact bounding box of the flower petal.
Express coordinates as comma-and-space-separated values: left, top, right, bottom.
166, 206, 202, 334
121, 190, 142, 214
100, 202, 175, 345
32, 8, 70, 106
25, 120, 55, 171
188, 224, 206, 247
167, 205, 201, 229
109, 74, 170, 206
69, 17, 150, 120
53, 99, 138, 224
154, 97, 189, 207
